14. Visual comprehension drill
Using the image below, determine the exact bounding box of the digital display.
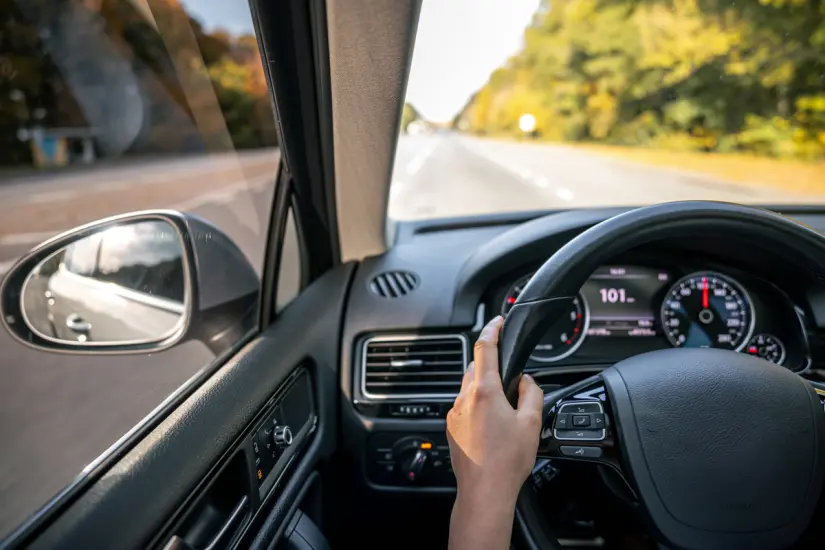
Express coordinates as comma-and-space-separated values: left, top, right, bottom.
581, 266, 671, 337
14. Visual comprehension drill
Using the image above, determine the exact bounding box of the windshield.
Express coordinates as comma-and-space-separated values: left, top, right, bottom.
390, 0, 825, 220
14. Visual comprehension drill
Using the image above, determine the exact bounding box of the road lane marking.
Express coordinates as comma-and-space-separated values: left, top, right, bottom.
22, 190, 80, 204
406, 139, 440, 176
172, 174, 272, 211
556, 187, 575, 202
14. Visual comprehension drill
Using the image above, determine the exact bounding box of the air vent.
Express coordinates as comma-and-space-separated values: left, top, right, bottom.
362, 335, 468, 398
369, 271, 419, 298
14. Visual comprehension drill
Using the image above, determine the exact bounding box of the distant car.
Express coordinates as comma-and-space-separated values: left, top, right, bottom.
36, 222, 185, 344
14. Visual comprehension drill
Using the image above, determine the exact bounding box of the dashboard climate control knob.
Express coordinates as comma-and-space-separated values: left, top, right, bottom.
273, 425, 293, 448
393, 436, 434, 483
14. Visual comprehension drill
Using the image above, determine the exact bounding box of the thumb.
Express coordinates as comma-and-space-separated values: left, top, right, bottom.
516, 373, 544, 419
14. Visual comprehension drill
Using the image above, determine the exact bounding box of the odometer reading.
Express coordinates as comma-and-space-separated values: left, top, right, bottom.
660, 272, 754, 351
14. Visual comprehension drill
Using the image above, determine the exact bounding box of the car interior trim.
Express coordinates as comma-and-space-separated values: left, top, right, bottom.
326, 0, 422, 262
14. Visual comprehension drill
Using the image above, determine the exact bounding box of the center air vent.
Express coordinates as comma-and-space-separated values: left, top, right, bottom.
362, 335, 468, 398
369, 271, 419, 298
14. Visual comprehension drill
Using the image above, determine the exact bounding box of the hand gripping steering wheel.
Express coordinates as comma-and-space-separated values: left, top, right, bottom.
498, 201, 825, 550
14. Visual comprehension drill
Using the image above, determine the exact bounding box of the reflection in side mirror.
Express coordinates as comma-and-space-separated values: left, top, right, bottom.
21, 220, 188, 346
1, 210, 260, 355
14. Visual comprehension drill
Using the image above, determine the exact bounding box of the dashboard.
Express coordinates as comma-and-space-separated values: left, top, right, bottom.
491, 263, 809, 371
340, 206, 825, 493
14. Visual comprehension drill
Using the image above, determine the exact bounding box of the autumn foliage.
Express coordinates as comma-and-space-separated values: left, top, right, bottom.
457, 0, 825, 161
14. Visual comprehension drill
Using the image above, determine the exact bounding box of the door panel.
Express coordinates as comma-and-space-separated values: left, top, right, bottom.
24, 264, 353, 550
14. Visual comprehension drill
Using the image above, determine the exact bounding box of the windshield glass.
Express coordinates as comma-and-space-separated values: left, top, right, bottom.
390, 0, 825, 220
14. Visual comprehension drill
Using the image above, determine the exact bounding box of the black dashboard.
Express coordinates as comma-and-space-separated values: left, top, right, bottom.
340, 206, 825, 492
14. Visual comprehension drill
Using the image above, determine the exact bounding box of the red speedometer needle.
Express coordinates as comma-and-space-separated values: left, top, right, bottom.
702, 276, 709, 309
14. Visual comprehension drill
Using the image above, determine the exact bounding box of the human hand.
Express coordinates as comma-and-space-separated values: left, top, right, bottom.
446, 315, 544, 550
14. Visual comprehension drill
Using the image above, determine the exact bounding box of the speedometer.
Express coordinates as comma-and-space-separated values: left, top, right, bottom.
660, 271, 754, 351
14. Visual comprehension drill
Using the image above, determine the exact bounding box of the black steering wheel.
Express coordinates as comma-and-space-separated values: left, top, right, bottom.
499, 201, 825, 550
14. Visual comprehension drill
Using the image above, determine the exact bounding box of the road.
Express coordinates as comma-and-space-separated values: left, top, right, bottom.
0, 150, 277, 538
389, 133, 819, 219
2, 134, 824, 539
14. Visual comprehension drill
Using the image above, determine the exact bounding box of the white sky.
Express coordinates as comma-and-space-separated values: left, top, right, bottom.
182, 0, 540, 123
406, 0, 541, 122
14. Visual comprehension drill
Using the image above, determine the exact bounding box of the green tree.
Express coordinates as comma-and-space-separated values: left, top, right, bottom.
458, 0, 825, 160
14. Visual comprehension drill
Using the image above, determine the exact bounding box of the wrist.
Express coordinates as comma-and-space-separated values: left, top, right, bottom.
450, 485, 517, 550
456, 478, 520, 511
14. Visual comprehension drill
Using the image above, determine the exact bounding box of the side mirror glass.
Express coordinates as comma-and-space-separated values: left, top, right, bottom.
2, 210, 259, 355
21, 220, 188, 346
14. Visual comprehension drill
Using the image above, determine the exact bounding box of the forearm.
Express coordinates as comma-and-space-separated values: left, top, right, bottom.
448, 486, 518, 550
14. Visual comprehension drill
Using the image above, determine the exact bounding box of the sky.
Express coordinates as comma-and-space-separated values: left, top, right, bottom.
406, 0, 541, 122
181, 0, 540, 123
180, 0, 256, 36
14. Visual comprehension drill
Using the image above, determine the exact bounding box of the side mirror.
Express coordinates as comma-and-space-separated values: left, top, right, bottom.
1, 210, 259, 355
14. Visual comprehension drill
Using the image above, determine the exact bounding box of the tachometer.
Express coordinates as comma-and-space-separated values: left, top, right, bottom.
660, 271, 754, 351
745, 334, 786, 365
502, 274, 589, 362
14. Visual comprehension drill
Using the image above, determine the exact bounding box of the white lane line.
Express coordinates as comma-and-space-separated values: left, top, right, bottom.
22, 190, 80, 204
406, 139, 440, 176
556, 186, 575, 202
172, 174, 273, 211
0, 231, 58, 246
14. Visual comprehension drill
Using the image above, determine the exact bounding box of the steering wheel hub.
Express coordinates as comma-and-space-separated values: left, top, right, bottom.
604, 348, 825, 549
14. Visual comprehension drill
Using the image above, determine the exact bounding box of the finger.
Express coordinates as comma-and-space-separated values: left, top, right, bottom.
455, 363, 474, 405
458, 362, 474, 394
516, 374, 544, 420
473, 316, 504, 386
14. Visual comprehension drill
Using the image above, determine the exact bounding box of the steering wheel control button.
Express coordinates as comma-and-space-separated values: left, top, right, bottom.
554, 401, 606, 441
560, 446, 603, 459
554, 429, 605, 441
572, 415, 591, 427
560, 402, 602, 414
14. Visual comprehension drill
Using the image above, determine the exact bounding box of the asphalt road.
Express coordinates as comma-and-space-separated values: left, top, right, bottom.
2, 134, 824, 539
389, 133, 820, 219
0, 149, 278, 538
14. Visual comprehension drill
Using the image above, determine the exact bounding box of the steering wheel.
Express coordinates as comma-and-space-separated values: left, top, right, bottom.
498, 201, 825, 550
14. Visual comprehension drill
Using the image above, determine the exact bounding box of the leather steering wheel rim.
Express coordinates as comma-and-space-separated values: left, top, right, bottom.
500, 201, 825, 550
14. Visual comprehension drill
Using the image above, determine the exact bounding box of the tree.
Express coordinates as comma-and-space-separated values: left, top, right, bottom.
457, 0, 825, 160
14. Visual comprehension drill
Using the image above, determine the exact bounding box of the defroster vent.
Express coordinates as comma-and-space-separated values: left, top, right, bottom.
362, 335, 468, 398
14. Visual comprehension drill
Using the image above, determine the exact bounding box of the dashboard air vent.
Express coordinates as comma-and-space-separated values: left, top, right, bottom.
362, 335, 468, 398
369, 271, 419, 298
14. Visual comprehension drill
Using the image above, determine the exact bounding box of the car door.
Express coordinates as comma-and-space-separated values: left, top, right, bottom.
0, 0, 341, 548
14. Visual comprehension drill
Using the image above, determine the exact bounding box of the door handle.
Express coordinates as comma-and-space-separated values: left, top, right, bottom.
204, 496, 248, 550
66, 314, 92, 334
162, 496, 249, 550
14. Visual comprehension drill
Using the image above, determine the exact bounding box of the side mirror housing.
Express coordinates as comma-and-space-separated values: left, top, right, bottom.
1, 210, 259, 355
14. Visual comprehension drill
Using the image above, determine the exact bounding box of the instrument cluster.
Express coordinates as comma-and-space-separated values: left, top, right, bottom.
498, 265, 808, 371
